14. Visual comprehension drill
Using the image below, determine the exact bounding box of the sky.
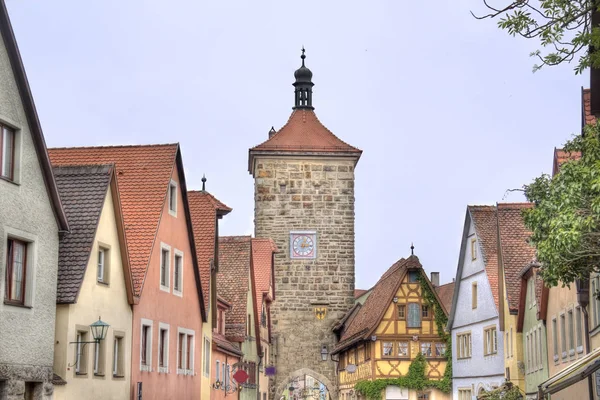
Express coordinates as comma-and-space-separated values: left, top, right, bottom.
6, 0, 587, 289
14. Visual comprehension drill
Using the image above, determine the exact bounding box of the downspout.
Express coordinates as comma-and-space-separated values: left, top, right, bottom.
257, 350, 264, 400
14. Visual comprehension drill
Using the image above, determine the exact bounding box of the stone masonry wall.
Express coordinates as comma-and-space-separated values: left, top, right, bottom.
253, 156, 357, 399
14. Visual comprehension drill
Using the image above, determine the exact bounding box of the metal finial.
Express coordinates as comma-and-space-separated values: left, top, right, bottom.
410, 243, 414, 256
301, 46, 306, 66
201, 174, 207, 191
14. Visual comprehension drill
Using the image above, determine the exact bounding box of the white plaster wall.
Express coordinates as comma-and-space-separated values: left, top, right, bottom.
0, 26, 59, 369
453, 376, 505, 400
451, 218, 505, 395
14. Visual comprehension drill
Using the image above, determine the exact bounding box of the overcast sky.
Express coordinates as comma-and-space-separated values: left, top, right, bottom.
6, 0, 586, 289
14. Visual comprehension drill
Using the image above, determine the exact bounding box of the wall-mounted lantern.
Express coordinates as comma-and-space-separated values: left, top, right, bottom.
70, 317, 110, 348
320, 345, 328, 361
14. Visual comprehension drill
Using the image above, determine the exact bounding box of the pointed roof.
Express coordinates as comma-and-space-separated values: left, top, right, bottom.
251, 238, 277, 322
333, 256, 446, 354
435, 281, 456, 315
0, 0, 69, 232
497, 203, 535, 313
53, 164, 115, 303
188, 190, 232, 316
217, 236, 252, 342
248, 109, 362, 173
469, 205, 500, 309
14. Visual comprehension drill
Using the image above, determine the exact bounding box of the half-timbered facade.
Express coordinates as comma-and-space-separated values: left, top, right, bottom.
332, 255, 451, 400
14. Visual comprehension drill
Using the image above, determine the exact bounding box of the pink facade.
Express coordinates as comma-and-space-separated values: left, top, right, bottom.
130, 165, 204, 399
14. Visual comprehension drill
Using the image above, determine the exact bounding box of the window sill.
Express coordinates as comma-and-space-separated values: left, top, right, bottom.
158, 367, 169, 374
3, 300, 31, 309
75, 372, 88, 376
160, 285, 170, 293
112, 374, 125, 379
96, 281, 109, 287
173, 290, 183, 298
140, 365, 151, 372
168, 209, 177, 217
93, 373, 105, 379
0, 176, 18, 186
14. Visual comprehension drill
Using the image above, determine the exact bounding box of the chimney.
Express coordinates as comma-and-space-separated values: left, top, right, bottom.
430, 272, 439, 287
268, 126, 276, 138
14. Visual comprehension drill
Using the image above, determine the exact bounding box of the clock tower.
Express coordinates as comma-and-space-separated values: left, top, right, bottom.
249, 49, 361, 399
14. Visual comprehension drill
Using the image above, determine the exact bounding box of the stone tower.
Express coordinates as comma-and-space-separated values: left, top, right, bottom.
248, 49, 362, 399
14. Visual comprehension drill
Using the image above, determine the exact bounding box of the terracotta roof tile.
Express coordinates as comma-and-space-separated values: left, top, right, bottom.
217, 236, 252, 341
53, 164, 113, 303
468, 205, 500, 309
251, 238, 277, 321
497, 203, 536, 313
583, 88, 597, 126
188, 191, 231, 316
354, 289, 367, 299
213, 332, 244, 357
48, 144, 178, 297
435, 282, 455, 315
553, 148, 582, 176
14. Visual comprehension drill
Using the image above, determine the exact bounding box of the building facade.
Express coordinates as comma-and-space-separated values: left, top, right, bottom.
333, 256, 451, 400
448, 206, 505, 399
48, 144, 207, 399
249, 50, 362, 400
52, 165, 133, 400
0, 1, 70, 398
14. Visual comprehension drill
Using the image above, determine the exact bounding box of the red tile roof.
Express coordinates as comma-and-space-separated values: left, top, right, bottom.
251, 238, 277, 323
583, 88, 596, 126
217, 236, 252, 341
188, 190, 232, 316
497, 203, 536, 313
553, 148, 582, 176
354, 289, 368, 299
213, 332, 243, 357
48, 144, 178, 297
435, 282, 455, 315
248, 109, 361, 172
468, 205, 500, 310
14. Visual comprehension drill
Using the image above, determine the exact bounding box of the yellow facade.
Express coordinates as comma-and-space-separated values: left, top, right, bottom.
202, 302, 213, 400
53, 188, 133, 400
501, 272, 525, 392
338, 272, 450, 400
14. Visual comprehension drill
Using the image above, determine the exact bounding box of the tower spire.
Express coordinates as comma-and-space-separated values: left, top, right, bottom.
293, 47, 314, 110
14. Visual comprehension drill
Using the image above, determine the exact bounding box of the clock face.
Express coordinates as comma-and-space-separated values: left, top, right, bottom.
290, 232, 317, 259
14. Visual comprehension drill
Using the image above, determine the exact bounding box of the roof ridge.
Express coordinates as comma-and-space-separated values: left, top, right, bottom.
49, 143, 178, 151
52, 164, 114, 175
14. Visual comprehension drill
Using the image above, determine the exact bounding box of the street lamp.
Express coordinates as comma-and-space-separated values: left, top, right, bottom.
320, 345, 328, 361
90, 317, 110, 342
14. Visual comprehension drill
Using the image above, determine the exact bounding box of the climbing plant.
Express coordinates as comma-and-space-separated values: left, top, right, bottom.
353, 276, 452, 399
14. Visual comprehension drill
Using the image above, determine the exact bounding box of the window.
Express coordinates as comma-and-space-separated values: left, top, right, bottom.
420, 342, 432, 357
217, 309, 225, 335
93, 339, 106, 376
560, 313, 567, 359
397, 342, 409, 357
576, 306, 583, 352
472, 282, 478, 309
216, 360, 221, 382
594, 279, 599, 328
471, 237, 477, 260
397, 304, 406, 320
173, 251, 183, 295
422, 305, 430, 319
141, 321, 152, 370
537, 326, 543, 369
225, 364, 230, 388
4, 238, 27, 305
160, 246, 170, 290
203, 337, 210, 377
75, 330, 89, 375
435, 342, 446, 357
158, 326, 169, 370
552, 318, 559, 362
113, 334, 124, 377
261, 304, 267, 327
383, 342, 393, 357
568, 309, 575, 356
533, 329, 538, 369
97, 247, 110, 284
510, 327, 513, 358
1, 124, 15, 180
408, 270, 419, 283
168, 180, 177, 216
407, 303, 421, 328
177, 329, 195, 374
526, 333, 531, 373
457, 332, 472, 359
458, 388, 472, 400
417, 392, 430, 400
365, 341, 371, 360
484, 326, 497, 355
247, 314, 251, 336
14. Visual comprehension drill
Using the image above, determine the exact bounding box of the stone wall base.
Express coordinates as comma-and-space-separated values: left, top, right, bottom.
0, 364, 53, 400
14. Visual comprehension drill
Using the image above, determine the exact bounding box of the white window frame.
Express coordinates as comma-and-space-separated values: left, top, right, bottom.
112, 333, 125, 378
177, 327, 195, 375
168, 179, 177, 217
140, 319, 153, 372
97, 248, 105, 282
158, 322, 170, 373
160, 243, 171, 292
97, 244, 111, 285
576, 306, 584, 353
2, 227, 37, 308
173, 249, 184, 297
203, 336, 211, 377
216, 360, 221, 382
552, 317, 559, 362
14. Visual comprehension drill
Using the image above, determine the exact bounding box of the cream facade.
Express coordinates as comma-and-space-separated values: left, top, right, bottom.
53, 186, 132, 400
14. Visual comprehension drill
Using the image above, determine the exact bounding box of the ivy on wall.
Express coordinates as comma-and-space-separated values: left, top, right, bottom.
353, 275, 452, 399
